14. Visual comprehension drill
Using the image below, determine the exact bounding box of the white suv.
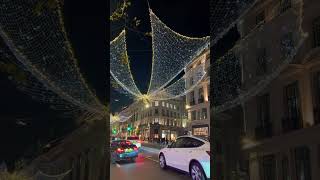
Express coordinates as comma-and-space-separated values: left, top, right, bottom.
158, 135, 210, 180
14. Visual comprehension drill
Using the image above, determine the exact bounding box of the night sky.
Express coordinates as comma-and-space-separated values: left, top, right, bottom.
110, 0, 210, 113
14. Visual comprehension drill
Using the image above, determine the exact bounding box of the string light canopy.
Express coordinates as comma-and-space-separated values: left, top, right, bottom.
110, 8, 209, 104
111, 0, 307, 121
0, 0, 107, 120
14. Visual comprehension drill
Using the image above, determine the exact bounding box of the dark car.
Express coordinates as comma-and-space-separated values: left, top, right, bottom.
111, 140, 139, 163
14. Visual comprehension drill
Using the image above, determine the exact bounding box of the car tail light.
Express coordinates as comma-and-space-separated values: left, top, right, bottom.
206, 151, 210, 156
133, 147, 138, 151
117, 148, 124, 153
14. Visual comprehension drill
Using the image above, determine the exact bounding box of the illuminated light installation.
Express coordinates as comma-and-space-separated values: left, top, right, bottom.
110, 8, 209, 102
0, 0, 107, 119
147, 9, 209, 95
110, 30, 143, 97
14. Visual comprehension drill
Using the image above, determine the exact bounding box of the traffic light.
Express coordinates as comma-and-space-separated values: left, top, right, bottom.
112, 129, 117, 134
127, 126, 132, 131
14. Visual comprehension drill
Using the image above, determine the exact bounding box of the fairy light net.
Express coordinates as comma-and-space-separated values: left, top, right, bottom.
0, 0, 106, 118
147, 9, 209, 95
110, 8, 209, 102
210, 0, 258, 46
110, 30, 142, 97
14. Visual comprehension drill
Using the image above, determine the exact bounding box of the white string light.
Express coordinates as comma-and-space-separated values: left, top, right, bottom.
0, 0, 107, 120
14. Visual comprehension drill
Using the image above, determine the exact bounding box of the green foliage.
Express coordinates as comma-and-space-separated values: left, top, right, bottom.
110, 0, 131, 22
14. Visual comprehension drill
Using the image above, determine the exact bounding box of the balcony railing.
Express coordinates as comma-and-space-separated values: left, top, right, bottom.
282, 117, 302, 133
255, 122, 273, 140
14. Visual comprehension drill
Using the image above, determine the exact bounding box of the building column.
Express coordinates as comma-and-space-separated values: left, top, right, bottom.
300, 72, 315, 126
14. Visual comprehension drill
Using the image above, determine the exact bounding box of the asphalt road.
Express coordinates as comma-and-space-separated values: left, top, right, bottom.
110, 147, 191, 180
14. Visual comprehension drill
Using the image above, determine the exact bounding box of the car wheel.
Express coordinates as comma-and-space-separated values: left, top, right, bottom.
190, 162, 207, 180
159, 154, 167, 169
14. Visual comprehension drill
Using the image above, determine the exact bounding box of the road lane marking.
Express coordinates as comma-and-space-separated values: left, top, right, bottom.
145, 156, 159, 163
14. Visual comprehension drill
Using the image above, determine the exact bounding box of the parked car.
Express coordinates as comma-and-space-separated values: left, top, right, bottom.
126, 136, 141, 148
158, 135, 210, 180
111, 140, 139, 163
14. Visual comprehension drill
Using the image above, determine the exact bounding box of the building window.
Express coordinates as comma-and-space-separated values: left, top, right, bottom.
191, 111, 196, 121
155, 108, 159, 115
256, 48, 267, 75
190, 91, 195, 105
197, 110, 201, 120
166, 110, 169, 117
202, 108, 207, 119
283, 81, 302, 132
280, 0, 291, 14
190, 77, 194, 86
166, 103, 169, 108
174, 105, 176, 109
262, 154, 276, 180
155, 118, 159, 123
162, 109, 165, 116
198, 87, 204, 103
256, 11, 265, 25
173, 112, 176, 118
162, 101, 165, 107
155, 101, 159, 106
313, 72, 320, 124
280, 32, 294, 59
170, 104, 173, 109
313, 16, 320, 47
257, 94, 270, 127
294, 146, 311, 180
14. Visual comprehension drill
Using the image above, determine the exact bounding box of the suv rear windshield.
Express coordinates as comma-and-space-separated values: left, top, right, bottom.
127, 137, 139, 140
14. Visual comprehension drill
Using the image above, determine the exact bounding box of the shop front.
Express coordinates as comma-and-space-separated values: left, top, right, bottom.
192, 124, 209, 137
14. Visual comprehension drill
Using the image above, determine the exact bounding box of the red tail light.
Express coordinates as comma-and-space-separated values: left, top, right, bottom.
117, 148, 124, 153
206, 151, 210, 156
133, 147, 138, 151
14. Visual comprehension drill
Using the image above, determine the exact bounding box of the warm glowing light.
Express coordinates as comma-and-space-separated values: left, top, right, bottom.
185, 105, 190, 109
